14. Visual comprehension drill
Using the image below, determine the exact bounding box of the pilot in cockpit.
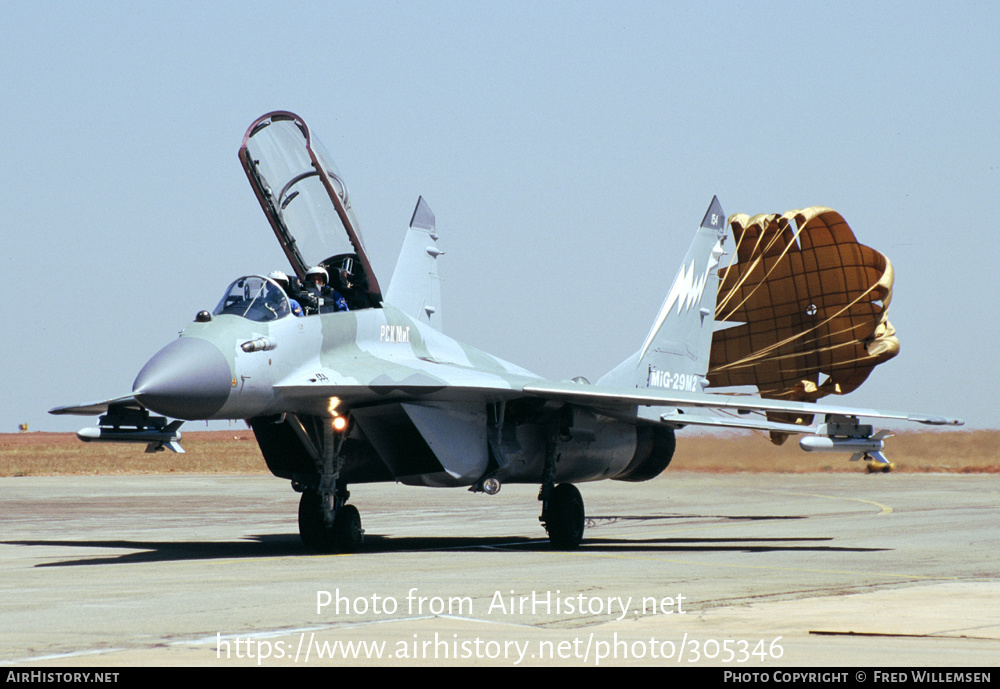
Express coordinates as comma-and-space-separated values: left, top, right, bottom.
268, 270, 303, 317
301, 265, 348, 315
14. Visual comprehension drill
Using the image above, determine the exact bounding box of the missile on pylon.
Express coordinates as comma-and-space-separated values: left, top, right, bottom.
77, 420, 184, 453
799, 427, 894, 471
798, 435, 885, 455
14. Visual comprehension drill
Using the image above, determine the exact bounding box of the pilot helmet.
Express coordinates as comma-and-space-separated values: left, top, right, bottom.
267, 270, 289, 286
305, 265, 329, 284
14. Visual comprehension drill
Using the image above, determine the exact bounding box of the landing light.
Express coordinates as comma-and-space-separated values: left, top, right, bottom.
327, 396, 341, 416
332, 416, 348, 432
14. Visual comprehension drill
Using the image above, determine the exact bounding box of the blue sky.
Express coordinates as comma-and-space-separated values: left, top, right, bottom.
3, 1, 997, 433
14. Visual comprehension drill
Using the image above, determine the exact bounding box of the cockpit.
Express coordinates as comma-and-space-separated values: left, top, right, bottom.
213, 276, 291, 322
211, 266, 376, 323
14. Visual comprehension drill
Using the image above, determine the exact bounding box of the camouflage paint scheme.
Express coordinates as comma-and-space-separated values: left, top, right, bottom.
51, 112, 963, 551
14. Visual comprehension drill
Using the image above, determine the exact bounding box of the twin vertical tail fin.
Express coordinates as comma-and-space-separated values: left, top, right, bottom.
598, 196, 727, 390
385, 196, 444, 330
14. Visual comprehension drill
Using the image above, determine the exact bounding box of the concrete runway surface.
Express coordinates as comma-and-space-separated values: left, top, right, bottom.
2, 473, 998, 667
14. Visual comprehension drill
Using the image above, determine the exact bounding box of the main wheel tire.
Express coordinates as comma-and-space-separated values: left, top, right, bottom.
332, 504, 364, 553
298, 491, 336, 553
544, 483, 585, 549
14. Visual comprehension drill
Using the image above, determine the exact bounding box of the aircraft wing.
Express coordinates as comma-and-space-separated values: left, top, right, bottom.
273, 364, 961, 433
520, 381, 963, 430
48, 395, 143, 416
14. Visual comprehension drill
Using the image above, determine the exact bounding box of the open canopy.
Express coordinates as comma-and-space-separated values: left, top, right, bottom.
239, 111, 382, 305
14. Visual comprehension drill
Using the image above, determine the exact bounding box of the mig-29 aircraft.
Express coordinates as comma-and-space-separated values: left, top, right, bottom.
51, 111, 963, 553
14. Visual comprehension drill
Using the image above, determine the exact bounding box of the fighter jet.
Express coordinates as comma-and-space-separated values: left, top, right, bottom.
51, 111, 963, 552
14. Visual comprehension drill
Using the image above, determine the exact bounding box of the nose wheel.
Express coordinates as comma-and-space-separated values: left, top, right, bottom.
298, 490, 364, 553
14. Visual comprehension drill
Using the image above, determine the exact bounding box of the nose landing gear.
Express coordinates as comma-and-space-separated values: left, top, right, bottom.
298, 490, 364, 553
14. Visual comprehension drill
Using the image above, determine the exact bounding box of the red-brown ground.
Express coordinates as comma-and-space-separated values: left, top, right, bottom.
1, 429, 996, 476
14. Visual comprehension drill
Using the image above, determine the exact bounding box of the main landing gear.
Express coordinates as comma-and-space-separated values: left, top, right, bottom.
541, 483, 585, 549
537, 416, 586, 549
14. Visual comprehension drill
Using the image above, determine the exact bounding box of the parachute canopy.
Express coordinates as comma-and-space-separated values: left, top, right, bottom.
708, 208, 899, 440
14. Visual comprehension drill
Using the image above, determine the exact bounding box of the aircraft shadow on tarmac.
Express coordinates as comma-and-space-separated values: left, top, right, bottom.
3, 513, 888, 566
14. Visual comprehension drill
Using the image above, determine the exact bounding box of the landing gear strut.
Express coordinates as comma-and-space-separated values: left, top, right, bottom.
538, 418, 585, 549
286, 413, 364, 553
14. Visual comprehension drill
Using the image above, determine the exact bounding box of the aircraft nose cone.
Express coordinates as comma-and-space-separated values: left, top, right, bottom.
133, 338, 232, 419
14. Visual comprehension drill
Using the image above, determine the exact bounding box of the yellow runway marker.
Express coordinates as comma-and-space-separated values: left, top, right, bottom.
774, 491, 894, 515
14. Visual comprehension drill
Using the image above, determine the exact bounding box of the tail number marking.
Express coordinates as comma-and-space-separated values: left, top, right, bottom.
648, 370, 699, 392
